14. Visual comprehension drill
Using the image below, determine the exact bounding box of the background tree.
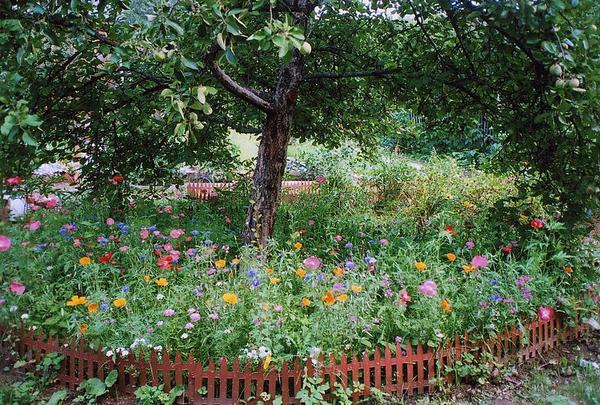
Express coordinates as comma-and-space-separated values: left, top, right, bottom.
1, 0, 598, 247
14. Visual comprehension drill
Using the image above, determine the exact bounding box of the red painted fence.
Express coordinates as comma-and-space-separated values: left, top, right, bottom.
0, 313, 590, 404
187, 181, 318, 201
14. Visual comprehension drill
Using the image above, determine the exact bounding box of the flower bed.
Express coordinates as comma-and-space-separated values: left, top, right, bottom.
0, 312, 591, 403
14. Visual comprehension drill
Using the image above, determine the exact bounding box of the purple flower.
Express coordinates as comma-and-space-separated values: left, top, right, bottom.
418, 280, 438, 297
465, 240, 475, 249
380, 239, 389, 247
184, 322, 194, 330
395, 336, 403, 344
209, 312, 219, 320
345, 242, 353, 249
521, 287, 532, 300
163, 309, 175, 317
516, 275, 531, 286
190, 313, 201, 322
344, 261, 356, 270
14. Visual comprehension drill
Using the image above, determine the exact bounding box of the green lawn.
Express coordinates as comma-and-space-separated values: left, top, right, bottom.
228, 131, 312, 161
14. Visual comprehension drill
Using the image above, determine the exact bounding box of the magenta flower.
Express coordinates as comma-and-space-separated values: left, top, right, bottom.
465, 240, 475, 249
538, 306, 554, 322
334, 235, 343, 242
302, 256, 322, 270
418, 280, 437, 297
379, 239, 389, 246
28, 221, 41, 231
9, 280, 25, 295
470, 255, 489, 268
106, 218, 115, 226
0, 235, 12, 252
5, 176, 23, 186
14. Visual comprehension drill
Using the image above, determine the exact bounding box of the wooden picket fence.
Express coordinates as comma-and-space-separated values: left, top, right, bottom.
187, 181, 318, 201
0, 312, 590, 404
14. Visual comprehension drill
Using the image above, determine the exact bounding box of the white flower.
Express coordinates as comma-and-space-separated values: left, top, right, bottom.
308, 347, 321, 359
153, 345, 163, 352
258, 346, 271, 358
9, 305, 17, 312
246, 349, 258, 360
106, 350, 113, 357
223, 328, 232, 334
181, 333, 189, 339
156, 293, 165, 300
121, 350, 129, 358
20, 313, 29, 320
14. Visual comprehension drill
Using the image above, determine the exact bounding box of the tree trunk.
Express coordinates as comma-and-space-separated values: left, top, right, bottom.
242, 51, 304, 247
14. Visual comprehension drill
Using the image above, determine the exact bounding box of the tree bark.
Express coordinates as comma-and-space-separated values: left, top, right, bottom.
242, 51, 304, 247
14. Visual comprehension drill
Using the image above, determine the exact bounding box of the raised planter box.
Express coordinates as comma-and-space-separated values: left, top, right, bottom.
0, 313, 591, 404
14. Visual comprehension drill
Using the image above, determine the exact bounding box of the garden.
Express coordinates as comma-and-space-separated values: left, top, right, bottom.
1, 0, 599, 404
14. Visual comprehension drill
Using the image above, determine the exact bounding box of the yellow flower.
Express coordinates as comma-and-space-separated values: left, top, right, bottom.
222, 292, 238, 305
463, 201, 475, 209
463, 264, 474, 273
440, 299, 452, 312
321, 290, 335, 306
563, 266, 573, 274
87, 303, 99, 313
79, 323, 89, 334
263, 353, 272, 370
301, 297, 311, 307
113, 297, 127, 309
296, 268, 306, 278
231, 258, 240, 265
143, 275, 151, 282
261, 303, 270, 311
270, 277, 281, 285
79, 257, 91, 266
293, 242, 303, 250
215, 259, 226, 269
446, 253, 457, 262
336, 294, 348, 303
155, 277, 169, 287
351, 285, 363, 293
415, 261, 427, 271
67, 295, 87, 307
333, 267, 344, 277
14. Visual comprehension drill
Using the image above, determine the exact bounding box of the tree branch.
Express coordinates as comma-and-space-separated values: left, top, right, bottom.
305, 68, 402, 80
204, 43, 274, 113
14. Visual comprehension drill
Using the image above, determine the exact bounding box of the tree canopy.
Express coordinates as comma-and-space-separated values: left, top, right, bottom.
1, 0, 598, 242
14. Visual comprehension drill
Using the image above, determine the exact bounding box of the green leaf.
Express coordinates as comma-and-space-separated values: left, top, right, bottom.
105, 369, 118, 388
217, 33, 226, 50
181, 56, 199, 71
22, 131, 39, 146
1, 115, 16, 136
225, 47, 237, 65
46, 389, 68, 405
225, 18, 242, 36
164, 19, 184, 36
23, 114, 42, 127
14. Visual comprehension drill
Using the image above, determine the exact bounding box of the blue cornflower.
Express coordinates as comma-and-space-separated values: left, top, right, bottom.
345, 242, 353, 249
204, 239, 213, 246
246, 269, 257, 278
100, 303, 109, 311
122, 285, 130, 293
191, 230, 199, 236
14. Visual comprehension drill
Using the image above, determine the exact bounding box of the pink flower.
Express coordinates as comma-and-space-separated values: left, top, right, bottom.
164, 309, 175, 317
334, 235, 343, 242
163, 205, 173, 214
0, 235, 11, 252
184, 322, 194, 330
418, 280, 437, 297
538, 306, 554, 322
43, 197, 58, 209
379, 239, 389, 246
5, 176, 23, 186
170, 229, 185, 239
28, 221, 41, 231
315, 175, 327, 185
73, 238, 81, 248
190, 313, 201, 322
106, 218, 115, 226
470, 255, 489, 268
140, 228, 149, 240
163, 243, 173, 251
302, 256, 322, 270
119, 246, 129, 252
9, 280, 26, 295
399, 289, 412, 304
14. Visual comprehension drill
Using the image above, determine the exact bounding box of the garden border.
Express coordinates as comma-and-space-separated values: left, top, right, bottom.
0, 313, 590, 404
187, 180, 317, 201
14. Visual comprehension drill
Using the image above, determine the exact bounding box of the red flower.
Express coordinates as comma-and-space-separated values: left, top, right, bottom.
5, 176, 23, 186
98, 251, 113, 264
444, 225, 457, 236
530, 218, 544, 230
538, 306, 554, 322
110, 175, 124, 185
501, 244, 513, 254
156, 255, 174, 270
